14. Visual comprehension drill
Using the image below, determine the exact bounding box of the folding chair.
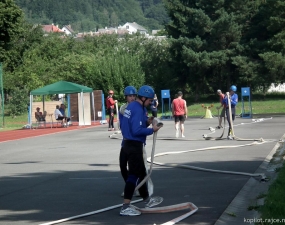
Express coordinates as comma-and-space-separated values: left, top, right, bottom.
35, 117, 46, 129
55, 118, 64, 128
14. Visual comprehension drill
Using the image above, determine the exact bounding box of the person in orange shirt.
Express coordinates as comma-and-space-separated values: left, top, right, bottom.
106, 90, 117, 131
171, 91, 187, 138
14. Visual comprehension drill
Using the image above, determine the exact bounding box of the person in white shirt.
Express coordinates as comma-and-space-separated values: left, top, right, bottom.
54, 105, 66, 126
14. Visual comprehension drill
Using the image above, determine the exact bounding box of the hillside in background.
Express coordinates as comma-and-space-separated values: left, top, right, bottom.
15, 0, 169, 32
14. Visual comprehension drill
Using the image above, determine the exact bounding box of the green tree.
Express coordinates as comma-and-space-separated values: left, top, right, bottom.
234, 0, 285, 92
8, 86, 29, 117
0, 0, 24, 62
163, 0, 257, 99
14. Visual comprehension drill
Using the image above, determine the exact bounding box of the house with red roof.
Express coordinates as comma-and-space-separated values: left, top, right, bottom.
42, 24, 64, 33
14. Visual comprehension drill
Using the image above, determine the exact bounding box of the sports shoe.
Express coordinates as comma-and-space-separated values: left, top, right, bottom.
216, 126, 223, 129
120, 205, 141, 216
145, 196, 163, 208
175, 130, 179, 138
181, 134, 185, 138
227, 135, 233, 140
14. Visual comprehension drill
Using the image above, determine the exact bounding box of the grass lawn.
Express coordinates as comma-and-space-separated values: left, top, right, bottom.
0, 114, 28, 131
258, 161, 285, 224
159, 100, 285, 117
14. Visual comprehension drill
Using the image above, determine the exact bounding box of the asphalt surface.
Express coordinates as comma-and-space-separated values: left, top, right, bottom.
0, 116, 284, 225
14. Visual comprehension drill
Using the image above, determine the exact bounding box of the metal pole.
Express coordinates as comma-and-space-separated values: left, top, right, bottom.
0, 63, 4, 128
29, 95, 33, 129
101, 92, 106, 121
91, 92, 95, 122
81, 92, 85, 126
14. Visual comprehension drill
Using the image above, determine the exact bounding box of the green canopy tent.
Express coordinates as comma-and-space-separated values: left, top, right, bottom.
29, 81, 94, 127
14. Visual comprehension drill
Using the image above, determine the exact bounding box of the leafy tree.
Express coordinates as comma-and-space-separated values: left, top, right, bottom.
0, 0, 24, 62
163, 0, 257, 99
4, 33, 146, 102
15, 0, 157, 31
8, 87, 29, 117
234, 0, 285, 92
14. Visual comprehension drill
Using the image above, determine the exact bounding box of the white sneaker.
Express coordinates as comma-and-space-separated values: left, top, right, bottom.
175, 130, 179, 138
181, 134, 185, 138
227, 135, 233, 140
145, 196, 163, 208
120, 205, 141, 216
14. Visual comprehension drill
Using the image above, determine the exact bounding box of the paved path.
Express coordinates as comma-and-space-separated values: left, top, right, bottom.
0, 116, 284, 225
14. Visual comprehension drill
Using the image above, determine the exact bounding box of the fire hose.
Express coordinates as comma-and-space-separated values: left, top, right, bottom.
39, 118, 198, 225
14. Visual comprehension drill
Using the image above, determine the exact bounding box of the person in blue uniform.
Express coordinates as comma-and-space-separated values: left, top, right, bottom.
222, 85, 238, 140
118, 86, 140, 197
119, 85, 163, 216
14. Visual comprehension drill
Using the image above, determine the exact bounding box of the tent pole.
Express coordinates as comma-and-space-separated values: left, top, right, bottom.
67, 94, 70, 118
43, 95, 45, 112
81, 92, 85, 126
29, 95, 33, 129
91, 92, 95, 123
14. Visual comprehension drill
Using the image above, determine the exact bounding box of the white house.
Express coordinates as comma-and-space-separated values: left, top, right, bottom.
61, 25, 75, 36
119, 22, 148, 35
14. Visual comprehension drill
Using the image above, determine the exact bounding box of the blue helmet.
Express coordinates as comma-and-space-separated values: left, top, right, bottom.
230, 85, 237, 92
138, 85, 155, 99
124, 86, 137, 96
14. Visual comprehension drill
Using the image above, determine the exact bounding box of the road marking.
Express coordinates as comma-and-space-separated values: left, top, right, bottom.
69, 177, 118, 180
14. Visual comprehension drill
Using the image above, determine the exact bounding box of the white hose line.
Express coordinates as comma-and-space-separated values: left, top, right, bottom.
135, 130, 158, 190
39, 199, 143, 225
147, 141, 273, 181
227, 93, 235, 137
133, 119, 198, 225
109, 130, 121, 138
109, 117, 275, 142
203, 117, 273, 141
40, 118, 198, 225
136, 202, 198, 225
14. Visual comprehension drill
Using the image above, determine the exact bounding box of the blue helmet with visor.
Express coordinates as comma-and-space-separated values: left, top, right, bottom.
124, 86, 137, 96
137, 85, 155, 99
230, 85, 237, 92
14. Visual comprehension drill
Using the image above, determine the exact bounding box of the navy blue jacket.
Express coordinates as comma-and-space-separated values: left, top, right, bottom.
222, 93, 238, 107
121, 101, 153, 145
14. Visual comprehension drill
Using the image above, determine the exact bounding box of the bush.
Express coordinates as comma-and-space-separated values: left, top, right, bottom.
8, 87, 29, 117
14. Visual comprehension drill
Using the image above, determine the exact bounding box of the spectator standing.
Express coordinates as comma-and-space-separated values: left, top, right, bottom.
222, 85, 238, 140
171, 91, 187, 138
106, 90, 117, 131
150, 94, 159, 117
216, 89, 226, 129
119, 85, 163, 216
